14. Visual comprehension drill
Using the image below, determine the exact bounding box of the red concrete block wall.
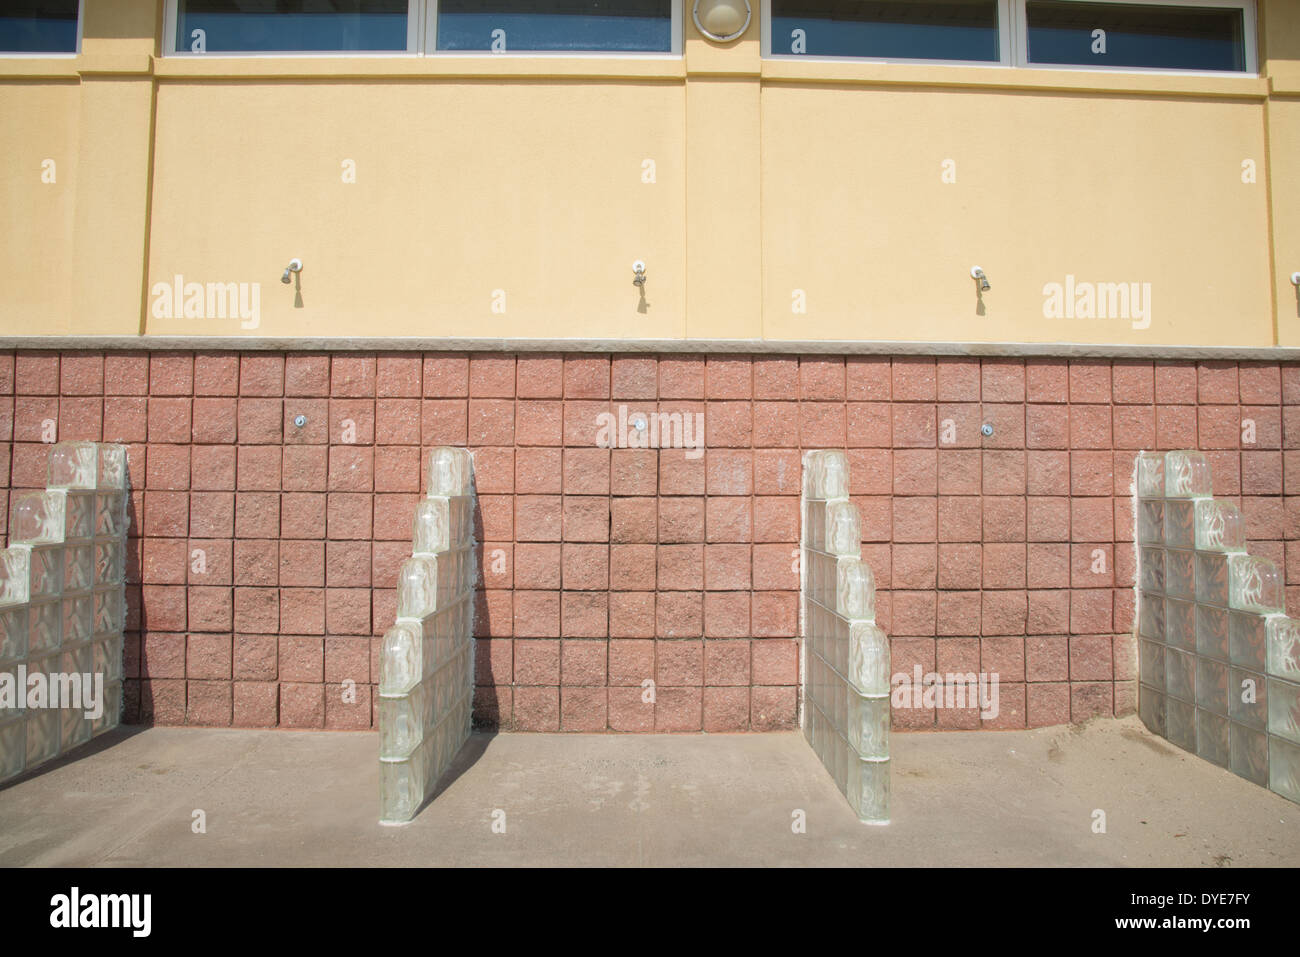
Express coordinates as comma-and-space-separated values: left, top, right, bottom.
2, 350, 1296, 732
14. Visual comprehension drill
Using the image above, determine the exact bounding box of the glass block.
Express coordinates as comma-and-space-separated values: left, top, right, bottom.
60, 642, 91, 679
802, 499, 826, 552
825, 501, 861, 557
379, 751, 427, 825
92, 587, 124, 637
413, 499, 451, 556
94, 542, 125, 587
60, 707, 90, 752
1229, 722, 1268, 787
1164, 450, 1211, 498
427, 447, 473, 497
1229, 611, 1268, 672
1166, 696, 1196, 752
97, 445, 128, 489
805, 450, 849, 501
63, 544, 93, 593
397, 557, 439, 619
380, 623, 421, 696
25, 708, 59, 766
28, 600, 60, 653
379, 685, 427, 760
47, 441, 98, 489
91, 681, 122, 736
0, 718, 24, 782
851, 758, 890, 825
0, 662, 21, 721
1196, 550, 1230, 607
1137, 501, 1164, 545
1228, 667, 1267, 729
1195, 708, 1230, 768
848, 694, 889, 759
94, 636, 123, 682
63, 491, 93, 542
1138, 686, 1166, 738
1267, 677, 1300, 745
1193, 498, 1245, 552
820, 450, 850, 501
10, 490, 67, 544
0, 548, 30, 607
1162, 499, 1194, 550
1196, 604, 1229, 660
1165, 647, 1194, 702
802, 450, 822, 500
1138, 639, 1165, 690
1268, 735, 1300, 805
94, 491, 128, 539
62, 595, 92, 645
1228, 554, 1283, 614
848, 622, 889, 696
28, 545, 62, 599
1164, 549, 1194, 601
1135, 451, 1164, 500
1137, 592, 1164, 641
836, 558, 875, 621
1268, 616, 1300, 681
1164, 598, 1195, 652
0, 607, 27, 664
1195, 657, 1230, 715
1137, 547, 1164, 595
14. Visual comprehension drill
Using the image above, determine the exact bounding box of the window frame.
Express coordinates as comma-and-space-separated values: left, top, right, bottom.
0, 0, 84, 58
427, 0, 682, 57
162, 0, 683, 58
762, 0, 1014, 68
1013, 0, 1258, 76
163, 0, 420, 57
759, 0, 1257, 76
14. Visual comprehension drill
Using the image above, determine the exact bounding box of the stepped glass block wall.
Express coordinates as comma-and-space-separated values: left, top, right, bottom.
378, 447, 477, 825
1136, 450, 1300, 806
801, 450, 890, 825
0, 442, 129, 785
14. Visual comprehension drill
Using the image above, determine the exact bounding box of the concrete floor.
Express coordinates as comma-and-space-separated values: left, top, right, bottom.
0, 715, 1296, 867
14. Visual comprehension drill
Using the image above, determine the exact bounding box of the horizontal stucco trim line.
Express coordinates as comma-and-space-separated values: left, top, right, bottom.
759, 62, 1269, 100
6, 336, 1300, 361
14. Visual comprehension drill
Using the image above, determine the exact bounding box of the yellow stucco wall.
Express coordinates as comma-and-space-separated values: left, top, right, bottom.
0, 0, 1296, 347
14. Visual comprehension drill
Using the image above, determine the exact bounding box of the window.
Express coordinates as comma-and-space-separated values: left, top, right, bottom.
435, 1, 674, 54
767, 0, 1007, 64
165, 0, 680, 55
171, 1, 412, 54
1022, 1, 1251, 73
0, 0, 80, 54
763, 0, 1255, 74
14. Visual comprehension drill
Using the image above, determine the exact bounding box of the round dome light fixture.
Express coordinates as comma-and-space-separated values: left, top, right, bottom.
693, 0, 751, 42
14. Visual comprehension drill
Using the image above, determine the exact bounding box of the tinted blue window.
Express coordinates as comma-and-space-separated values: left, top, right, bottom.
437, 0, 672, 53
771, 0, 1000, 62
0, 0, 78, 53
175, 0, 409, 53
1026, 1, 1247, 71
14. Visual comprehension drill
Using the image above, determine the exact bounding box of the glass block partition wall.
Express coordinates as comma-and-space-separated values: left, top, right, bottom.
0, 442, 129, 785
801, 450, 890, 825
378, 447, 477, 825
1136, 450, 1300, 806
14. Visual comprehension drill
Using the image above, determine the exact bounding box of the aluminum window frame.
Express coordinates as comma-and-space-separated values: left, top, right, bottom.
762, 0, 1014, 68
427, 0, 682, 58
162, 0, 682, 58
1013, 0, 1258, 76
162, 0, 419, 56
0, 0, 84, 58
